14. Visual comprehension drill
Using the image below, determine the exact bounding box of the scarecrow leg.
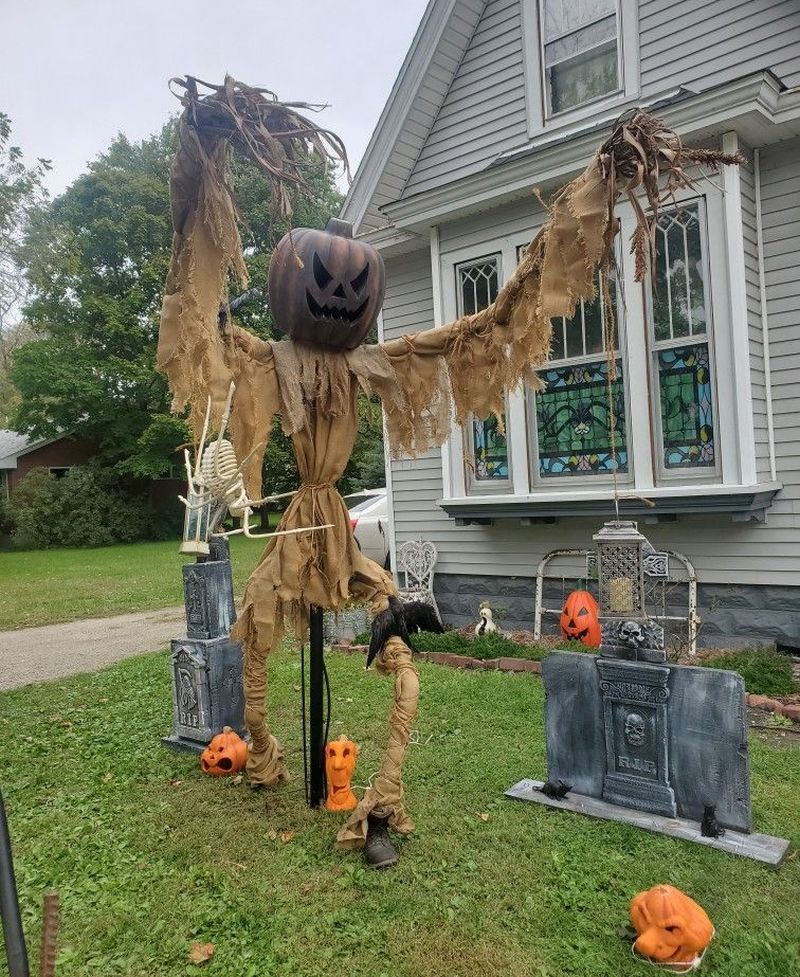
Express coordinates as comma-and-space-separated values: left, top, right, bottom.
336, 636, 419, 850
242, 633, 288, 786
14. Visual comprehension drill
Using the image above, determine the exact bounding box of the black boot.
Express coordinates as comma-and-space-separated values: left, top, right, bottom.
363, 811, 398, 869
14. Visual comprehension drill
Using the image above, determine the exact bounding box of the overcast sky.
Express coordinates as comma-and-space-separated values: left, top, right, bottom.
2, 0, 430, 195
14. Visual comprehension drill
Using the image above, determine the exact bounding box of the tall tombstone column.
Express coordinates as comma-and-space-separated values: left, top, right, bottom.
162, 535, 246, 753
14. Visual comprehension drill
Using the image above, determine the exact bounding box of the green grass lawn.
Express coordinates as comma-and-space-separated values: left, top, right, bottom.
1, 651, 798, 977
0, 537, 267, 630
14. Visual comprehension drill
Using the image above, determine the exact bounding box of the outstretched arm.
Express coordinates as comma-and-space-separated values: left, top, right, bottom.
157, 75, 348, 440
370, 112, 741, 459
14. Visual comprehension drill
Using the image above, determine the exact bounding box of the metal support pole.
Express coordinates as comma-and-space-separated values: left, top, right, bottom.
0, 788, 30, 977
308, 606, 326, 808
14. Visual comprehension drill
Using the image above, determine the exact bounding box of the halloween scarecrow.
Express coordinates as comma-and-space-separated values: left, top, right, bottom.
157, 76, 739, 853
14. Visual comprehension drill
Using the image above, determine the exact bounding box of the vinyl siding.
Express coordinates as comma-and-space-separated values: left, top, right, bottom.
383, 140, 800, 588
404, 0, 527, 196
639, 0, 800, 95
358, 0, 486, 231
399, 0, 800, 202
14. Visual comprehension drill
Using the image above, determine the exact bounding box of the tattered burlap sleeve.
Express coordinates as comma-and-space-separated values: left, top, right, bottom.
371, 159, 610, 459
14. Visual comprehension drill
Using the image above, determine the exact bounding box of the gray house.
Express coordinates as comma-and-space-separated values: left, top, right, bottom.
342, 0, 800, 646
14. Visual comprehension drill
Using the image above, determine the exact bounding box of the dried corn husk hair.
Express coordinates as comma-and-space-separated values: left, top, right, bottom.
595, 108, 744, 282
158, 75, 350, 431
169, 74, 349, 219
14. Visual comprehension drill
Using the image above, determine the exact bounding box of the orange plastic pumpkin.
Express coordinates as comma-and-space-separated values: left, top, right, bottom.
559, 589, 601, 647
630, 884, 714, 972
324, 736, 358, 811
200, 726, 248, 777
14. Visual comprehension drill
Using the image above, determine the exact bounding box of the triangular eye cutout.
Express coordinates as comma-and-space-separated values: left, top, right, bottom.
313, 252, 333, 289
350, 264, 369, 294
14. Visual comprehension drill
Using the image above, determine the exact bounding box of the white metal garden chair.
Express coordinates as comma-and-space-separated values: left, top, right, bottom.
395, 539, 442, 624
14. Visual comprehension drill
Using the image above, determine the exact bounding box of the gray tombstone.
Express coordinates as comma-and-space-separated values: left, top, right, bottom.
542, 651, 751, 831
163, 535, 245, 753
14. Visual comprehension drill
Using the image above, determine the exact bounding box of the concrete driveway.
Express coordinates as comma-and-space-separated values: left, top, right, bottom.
0, 606, 185, 691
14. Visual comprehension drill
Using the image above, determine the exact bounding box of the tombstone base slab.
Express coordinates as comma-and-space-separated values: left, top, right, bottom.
161, 733, 206, 755
506, 779, 789, 868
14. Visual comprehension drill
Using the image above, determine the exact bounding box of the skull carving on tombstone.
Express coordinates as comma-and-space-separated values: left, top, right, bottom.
618, 620, 646, 650
268, 217, 386, 350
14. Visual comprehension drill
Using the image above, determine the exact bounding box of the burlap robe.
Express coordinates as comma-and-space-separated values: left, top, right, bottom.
231, 366, 394, 786
336, 636, 420, 848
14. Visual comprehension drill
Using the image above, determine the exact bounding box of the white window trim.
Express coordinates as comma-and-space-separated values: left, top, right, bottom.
521, 0, 640, 139
436, 165, 762, 506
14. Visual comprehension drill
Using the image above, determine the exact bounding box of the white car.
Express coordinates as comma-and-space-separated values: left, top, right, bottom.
344, 488, 390, 568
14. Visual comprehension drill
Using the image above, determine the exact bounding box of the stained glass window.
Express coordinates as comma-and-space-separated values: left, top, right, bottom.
537, 360, 627, 476
658, 344, 715, 469
650, 203, 717, 473
542, 0, 620, 116
529, 266, 628, 479
456, 256, 509, 483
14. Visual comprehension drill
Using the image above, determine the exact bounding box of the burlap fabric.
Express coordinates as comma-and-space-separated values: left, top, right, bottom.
336, 636, 419, 848
157, 98, 739, 809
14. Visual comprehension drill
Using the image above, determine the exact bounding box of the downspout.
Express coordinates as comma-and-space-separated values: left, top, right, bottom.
754, 148, 777, 482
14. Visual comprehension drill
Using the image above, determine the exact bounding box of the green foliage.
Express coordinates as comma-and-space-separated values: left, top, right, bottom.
11, 123, 350, 486
704, 647, 796, 696
9, 467, 157, 549
1, 649, 799, 977
0, 112, 50, 424
409, 630, 550, 661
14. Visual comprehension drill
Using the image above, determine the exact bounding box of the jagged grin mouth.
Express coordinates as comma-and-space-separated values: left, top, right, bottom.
306, 290, 369, 323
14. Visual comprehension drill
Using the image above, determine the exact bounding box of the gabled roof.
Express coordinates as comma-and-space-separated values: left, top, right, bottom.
0, 429, 59, 468
341, 0, 486, 236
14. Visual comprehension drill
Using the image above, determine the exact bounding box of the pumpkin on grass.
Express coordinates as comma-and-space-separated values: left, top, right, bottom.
200, 726, 248, 777
559, 589, 601, 647
630, 884, 714, 972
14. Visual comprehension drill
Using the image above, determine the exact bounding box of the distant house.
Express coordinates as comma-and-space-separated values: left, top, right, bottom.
343, 0, 800, 645
0, 430, 96, 498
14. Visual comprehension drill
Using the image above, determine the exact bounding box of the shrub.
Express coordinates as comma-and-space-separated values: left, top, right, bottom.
704, 647, 796, 697
10, 466, 155, 549
409, 629, 550, 662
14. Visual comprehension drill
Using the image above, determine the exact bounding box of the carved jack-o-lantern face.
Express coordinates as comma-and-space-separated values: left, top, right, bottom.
268, 217, 385, 350
559, 589, 601, 647
200, 726, 248, 777
630, 885, 714, 971
324, 736, 358, 812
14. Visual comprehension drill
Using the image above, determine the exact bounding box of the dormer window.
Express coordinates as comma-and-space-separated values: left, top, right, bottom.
522, 0, 638, 135
542, 0, 620, 116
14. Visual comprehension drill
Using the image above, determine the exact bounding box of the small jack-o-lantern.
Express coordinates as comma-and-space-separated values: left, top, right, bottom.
200, 726, 248, 777
268, 217, 385, 350
559, 589, 601, 647
630, 884, 714, 972
324, 735, 358, 811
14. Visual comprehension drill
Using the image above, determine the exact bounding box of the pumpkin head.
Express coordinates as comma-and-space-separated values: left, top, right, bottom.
268, 217, 385, 350
559, 589, 601, 647
200, 726, 248, 777
324, 735, 358, 812
630, 885, 714, 972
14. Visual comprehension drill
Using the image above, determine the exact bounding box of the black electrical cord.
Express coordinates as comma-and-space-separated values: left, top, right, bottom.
321, 656, 332, 801
300, 642, 309, 806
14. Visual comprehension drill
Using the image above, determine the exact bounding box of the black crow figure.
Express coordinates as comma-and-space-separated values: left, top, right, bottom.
366, 597, 444, 668
540, 779, 572, 800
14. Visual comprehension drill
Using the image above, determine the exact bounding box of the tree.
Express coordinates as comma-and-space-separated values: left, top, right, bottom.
11, 123, 355, 489
0, 112, 50, 425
